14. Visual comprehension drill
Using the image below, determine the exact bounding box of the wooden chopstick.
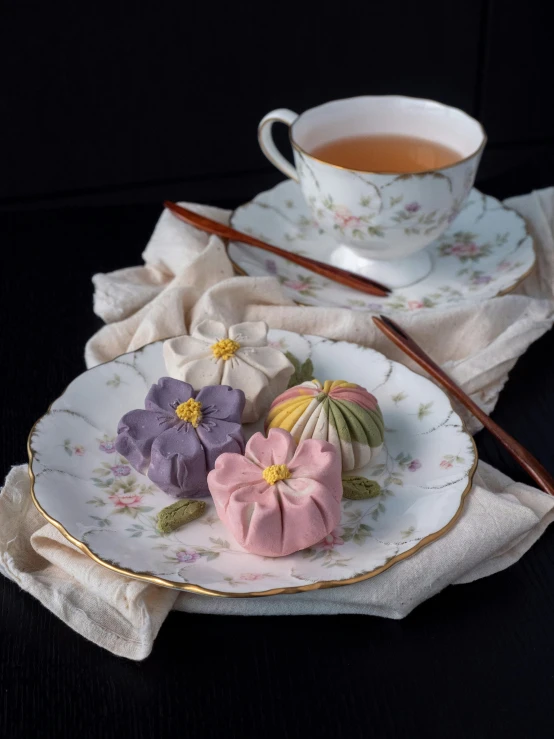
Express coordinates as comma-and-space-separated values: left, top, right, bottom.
373, 314, 554, 496
164, 200, 391, 297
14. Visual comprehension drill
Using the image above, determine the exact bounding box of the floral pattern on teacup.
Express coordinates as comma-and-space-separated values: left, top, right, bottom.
295, 149, 467, 252
307, 193, 384, 240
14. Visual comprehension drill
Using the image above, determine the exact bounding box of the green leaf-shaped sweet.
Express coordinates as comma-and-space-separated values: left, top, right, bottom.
342, 476, 382, 500
156, 499, 206, 533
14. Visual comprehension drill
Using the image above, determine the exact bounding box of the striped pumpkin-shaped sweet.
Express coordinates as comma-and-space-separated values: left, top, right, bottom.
266, 380, 385, 471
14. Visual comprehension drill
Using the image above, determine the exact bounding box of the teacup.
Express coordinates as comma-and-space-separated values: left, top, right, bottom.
258, 96, 486, 287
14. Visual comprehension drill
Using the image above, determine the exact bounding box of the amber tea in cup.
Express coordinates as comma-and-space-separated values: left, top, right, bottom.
309, 134, 462, 173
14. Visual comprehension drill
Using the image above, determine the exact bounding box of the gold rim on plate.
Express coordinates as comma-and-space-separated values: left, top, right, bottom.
28, 339, 478, 598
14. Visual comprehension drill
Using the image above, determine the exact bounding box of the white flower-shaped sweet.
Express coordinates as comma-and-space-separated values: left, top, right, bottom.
163, 320, 294, 423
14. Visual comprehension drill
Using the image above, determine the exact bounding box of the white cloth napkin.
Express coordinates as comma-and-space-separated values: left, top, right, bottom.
2, 187, 554, 661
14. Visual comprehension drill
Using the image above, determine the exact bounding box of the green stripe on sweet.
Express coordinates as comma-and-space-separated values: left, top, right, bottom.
327, 399, 352, 445
333, 398, 369, 445
326, 398, 385, 447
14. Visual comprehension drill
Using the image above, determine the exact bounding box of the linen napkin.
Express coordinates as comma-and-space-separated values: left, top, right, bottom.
2, 186, 554, 661
86, 188, 554, 435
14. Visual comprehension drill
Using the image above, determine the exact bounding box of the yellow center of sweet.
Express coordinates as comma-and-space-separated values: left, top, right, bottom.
262, 464, 291, 486
175, 398, 203, 427
211, 338, 241, 361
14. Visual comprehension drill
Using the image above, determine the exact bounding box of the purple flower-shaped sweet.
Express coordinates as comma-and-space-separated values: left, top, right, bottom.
115, 377, 245, 498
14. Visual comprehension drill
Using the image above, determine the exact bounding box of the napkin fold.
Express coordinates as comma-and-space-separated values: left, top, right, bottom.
2, 186, 554, 660
2, 462, 554, 655
86, 189, 554, 435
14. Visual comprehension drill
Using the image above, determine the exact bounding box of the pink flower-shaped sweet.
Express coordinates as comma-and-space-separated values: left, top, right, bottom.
208, 428, 342, 557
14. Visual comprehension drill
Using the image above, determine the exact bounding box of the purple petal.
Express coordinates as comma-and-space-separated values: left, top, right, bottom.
115, 409, 174, 475
196, 385, 245, 422
148, 426, 208, 498
145, 377, 195, 414
196, 418, 245, 470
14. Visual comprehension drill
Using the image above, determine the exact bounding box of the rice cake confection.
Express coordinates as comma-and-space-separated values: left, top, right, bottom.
115, 377, 245, 497
207, 428, 342, 557
266, 379, 384, 471
163, 320, 294, 423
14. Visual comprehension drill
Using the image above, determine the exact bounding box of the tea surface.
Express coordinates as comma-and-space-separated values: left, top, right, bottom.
310, 134, 462, 173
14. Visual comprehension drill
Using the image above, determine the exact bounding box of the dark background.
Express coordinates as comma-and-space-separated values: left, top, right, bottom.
1, 0, 553, 210
2, 2, 554, 738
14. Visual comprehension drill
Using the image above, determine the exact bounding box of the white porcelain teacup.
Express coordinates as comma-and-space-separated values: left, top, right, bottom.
258, 96, 486, 287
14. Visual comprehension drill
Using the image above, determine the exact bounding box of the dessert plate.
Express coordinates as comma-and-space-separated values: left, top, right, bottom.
229, 181, 535, 312
29, 331, 477, 597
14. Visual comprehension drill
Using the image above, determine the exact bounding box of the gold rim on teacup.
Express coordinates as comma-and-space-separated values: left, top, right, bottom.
287, 95, 487, 176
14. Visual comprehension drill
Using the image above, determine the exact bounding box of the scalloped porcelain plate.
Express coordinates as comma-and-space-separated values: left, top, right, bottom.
29, 331, 477, 597
229, 181, 534, 312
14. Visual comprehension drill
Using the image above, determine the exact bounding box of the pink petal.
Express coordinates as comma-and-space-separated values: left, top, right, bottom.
208, 451, 263, 492
245, 428, 297, 467
251, 482, 341, 556
289, 439, 342, 499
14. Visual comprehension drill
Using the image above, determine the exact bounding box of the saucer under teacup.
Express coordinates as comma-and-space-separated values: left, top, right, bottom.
329, 244, 433, 289
229, 180, 535, 313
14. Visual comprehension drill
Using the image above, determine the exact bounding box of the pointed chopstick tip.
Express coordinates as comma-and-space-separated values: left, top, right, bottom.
375, 314, 410, 340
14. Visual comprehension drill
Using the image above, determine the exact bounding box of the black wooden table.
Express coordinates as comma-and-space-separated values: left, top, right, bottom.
1, 162, 554, 739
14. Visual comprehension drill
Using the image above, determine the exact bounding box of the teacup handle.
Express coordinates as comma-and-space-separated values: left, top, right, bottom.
258, 109, 299, 182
